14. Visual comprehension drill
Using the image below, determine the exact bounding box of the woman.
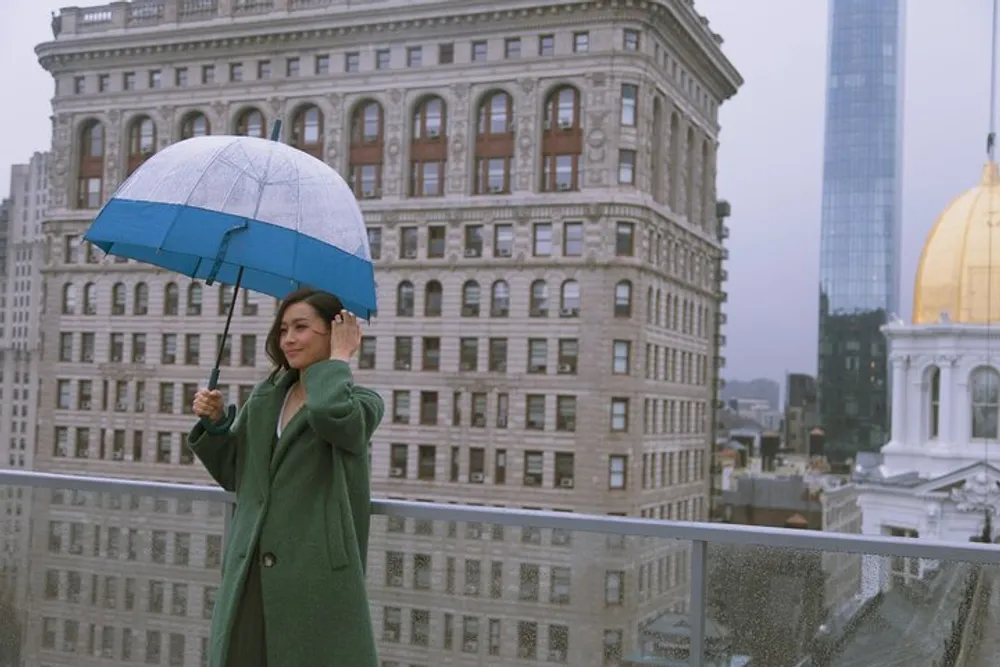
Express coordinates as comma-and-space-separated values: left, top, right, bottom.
188, 287, 384, 667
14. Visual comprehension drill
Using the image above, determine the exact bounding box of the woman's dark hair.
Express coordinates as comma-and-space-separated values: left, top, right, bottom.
265, 287, 343, 378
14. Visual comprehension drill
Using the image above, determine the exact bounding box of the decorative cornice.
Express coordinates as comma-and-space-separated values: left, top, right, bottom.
38, 0, 741, 101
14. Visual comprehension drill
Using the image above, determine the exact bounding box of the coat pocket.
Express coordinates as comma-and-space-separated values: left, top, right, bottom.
324, 494, 350, 570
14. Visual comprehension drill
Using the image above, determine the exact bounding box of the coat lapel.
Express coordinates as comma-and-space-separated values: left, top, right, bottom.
270, 408, 309, 476
245, 371, 297, 488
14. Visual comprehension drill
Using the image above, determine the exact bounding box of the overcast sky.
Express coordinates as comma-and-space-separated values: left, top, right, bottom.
0, 1, 996, 385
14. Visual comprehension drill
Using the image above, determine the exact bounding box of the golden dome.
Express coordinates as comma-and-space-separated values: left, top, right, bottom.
913, 162, 1000, 324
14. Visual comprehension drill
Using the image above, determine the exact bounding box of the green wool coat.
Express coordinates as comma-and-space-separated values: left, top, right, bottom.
188, 359, 384, 667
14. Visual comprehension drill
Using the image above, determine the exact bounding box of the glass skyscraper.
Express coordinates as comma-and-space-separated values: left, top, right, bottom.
817, 0, 905, 456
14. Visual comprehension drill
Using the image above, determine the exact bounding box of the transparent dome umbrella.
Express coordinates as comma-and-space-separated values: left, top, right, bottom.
83, 121, 376, 429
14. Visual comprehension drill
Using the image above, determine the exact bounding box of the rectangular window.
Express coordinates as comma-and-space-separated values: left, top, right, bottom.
439, 43, 455, 64
539, 35, 555, 56
620, 84, 638, 126
618, 150, 636, 184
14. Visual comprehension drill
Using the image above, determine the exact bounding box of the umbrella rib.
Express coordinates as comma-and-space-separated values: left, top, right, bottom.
178, 141, 231, 209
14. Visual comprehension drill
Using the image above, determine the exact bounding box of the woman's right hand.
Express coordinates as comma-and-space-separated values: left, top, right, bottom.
193, 389, 225, 423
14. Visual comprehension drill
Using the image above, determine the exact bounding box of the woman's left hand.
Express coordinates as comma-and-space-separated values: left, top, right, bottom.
329, 310, 361, 362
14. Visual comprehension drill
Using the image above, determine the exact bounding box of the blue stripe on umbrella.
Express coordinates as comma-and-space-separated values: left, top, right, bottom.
84, 198, 377, 318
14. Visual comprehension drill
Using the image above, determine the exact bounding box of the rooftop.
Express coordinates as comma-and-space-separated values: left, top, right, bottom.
2, 468, 998, 666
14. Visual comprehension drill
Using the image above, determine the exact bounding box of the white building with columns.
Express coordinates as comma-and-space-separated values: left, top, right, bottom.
855, 161, 1000, 590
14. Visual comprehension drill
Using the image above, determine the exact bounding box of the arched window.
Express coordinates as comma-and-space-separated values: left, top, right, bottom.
187, 284, 202, 315
928, 366, 941, 438
126, 116, 157, 175
971, 367, 999, 439
461, 281, 481, 317
164, 283, 179, 316
134, 283, 149, 315
491, 281, 510, 317
291, 104, 323, 159
701, 139, 714, 231
111, 283, 126, 315
410, 97, 447, 197
424, 281, 443, 317
83, 283, 97, 315
236, 108, 266, 138
686, 126, 698, 221
541, 86, 582, 192
529, 280, 548, 317
180, 112, 210, 139
651, 97, 665, 202
559, 280, 580, 316
396, 281, 414, 317
77, 120, 104, 209
614, 280, 632, 317
474, 91, 514, 195
61, 283, 77, 315
349, 101, 384, 198
669, 113, 682, 211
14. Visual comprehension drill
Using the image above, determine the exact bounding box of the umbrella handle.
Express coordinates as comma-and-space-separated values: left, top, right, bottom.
199, 405, 236, 434
199, 367, 237, 433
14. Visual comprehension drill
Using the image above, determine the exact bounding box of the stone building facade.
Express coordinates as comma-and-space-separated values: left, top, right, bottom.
28, 1, 740, 664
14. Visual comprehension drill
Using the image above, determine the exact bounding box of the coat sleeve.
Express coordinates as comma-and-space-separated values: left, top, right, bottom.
186, 405, 248, 492
301, 359, 384, 455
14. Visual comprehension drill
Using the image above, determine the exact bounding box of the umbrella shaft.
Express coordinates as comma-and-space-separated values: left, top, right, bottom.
209, 266, 245, 389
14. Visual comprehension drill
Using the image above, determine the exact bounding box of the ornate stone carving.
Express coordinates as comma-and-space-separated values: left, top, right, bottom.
950, 472, 1000, 514
211, 101, 228, 127
327, 93, 342, 111
158, 105, 176, 126
934, 354, 959, 367
386, 138, 401, 159
450, 83, 470, 106
586, 128, 606, 164
515, 78, 539, 191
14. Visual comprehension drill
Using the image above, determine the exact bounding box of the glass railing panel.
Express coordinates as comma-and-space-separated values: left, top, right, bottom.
367, 513, 697, 666
0, 485, 228, 666
707, 542, 1000, 667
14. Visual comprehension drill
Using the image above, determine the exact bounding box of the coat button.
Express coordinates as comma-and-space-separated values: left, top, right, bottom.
262, 552, 276, 568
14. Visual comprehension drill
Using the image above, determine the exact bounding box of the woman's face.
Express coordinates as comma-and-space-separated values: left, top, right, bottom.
278, 302, 331, 370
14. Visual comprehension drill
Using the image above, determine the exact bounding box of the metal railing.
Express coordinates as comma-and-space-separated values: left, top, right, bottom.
4, 468, 1000, 666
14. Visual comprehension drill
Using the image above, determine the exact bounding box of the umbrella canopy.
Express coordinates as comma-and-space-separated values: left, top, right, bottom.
83, 134, 377, 318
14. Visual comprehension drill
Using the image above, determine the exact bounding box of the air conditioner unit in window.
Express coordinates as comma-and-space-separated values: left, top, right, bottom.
489, 185, 504, 194
427, 129, 440, 139
558, 119, 572, 130
470, 472, 485, 483
403, 249, 417, 259
390, 467, 404, 478
465, 248, 480, 257
558, 363, 573, 373
560, 477, 574, 488
557, 182, 572, 191
497, 247, 512, 257
363, 190, 376, 199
